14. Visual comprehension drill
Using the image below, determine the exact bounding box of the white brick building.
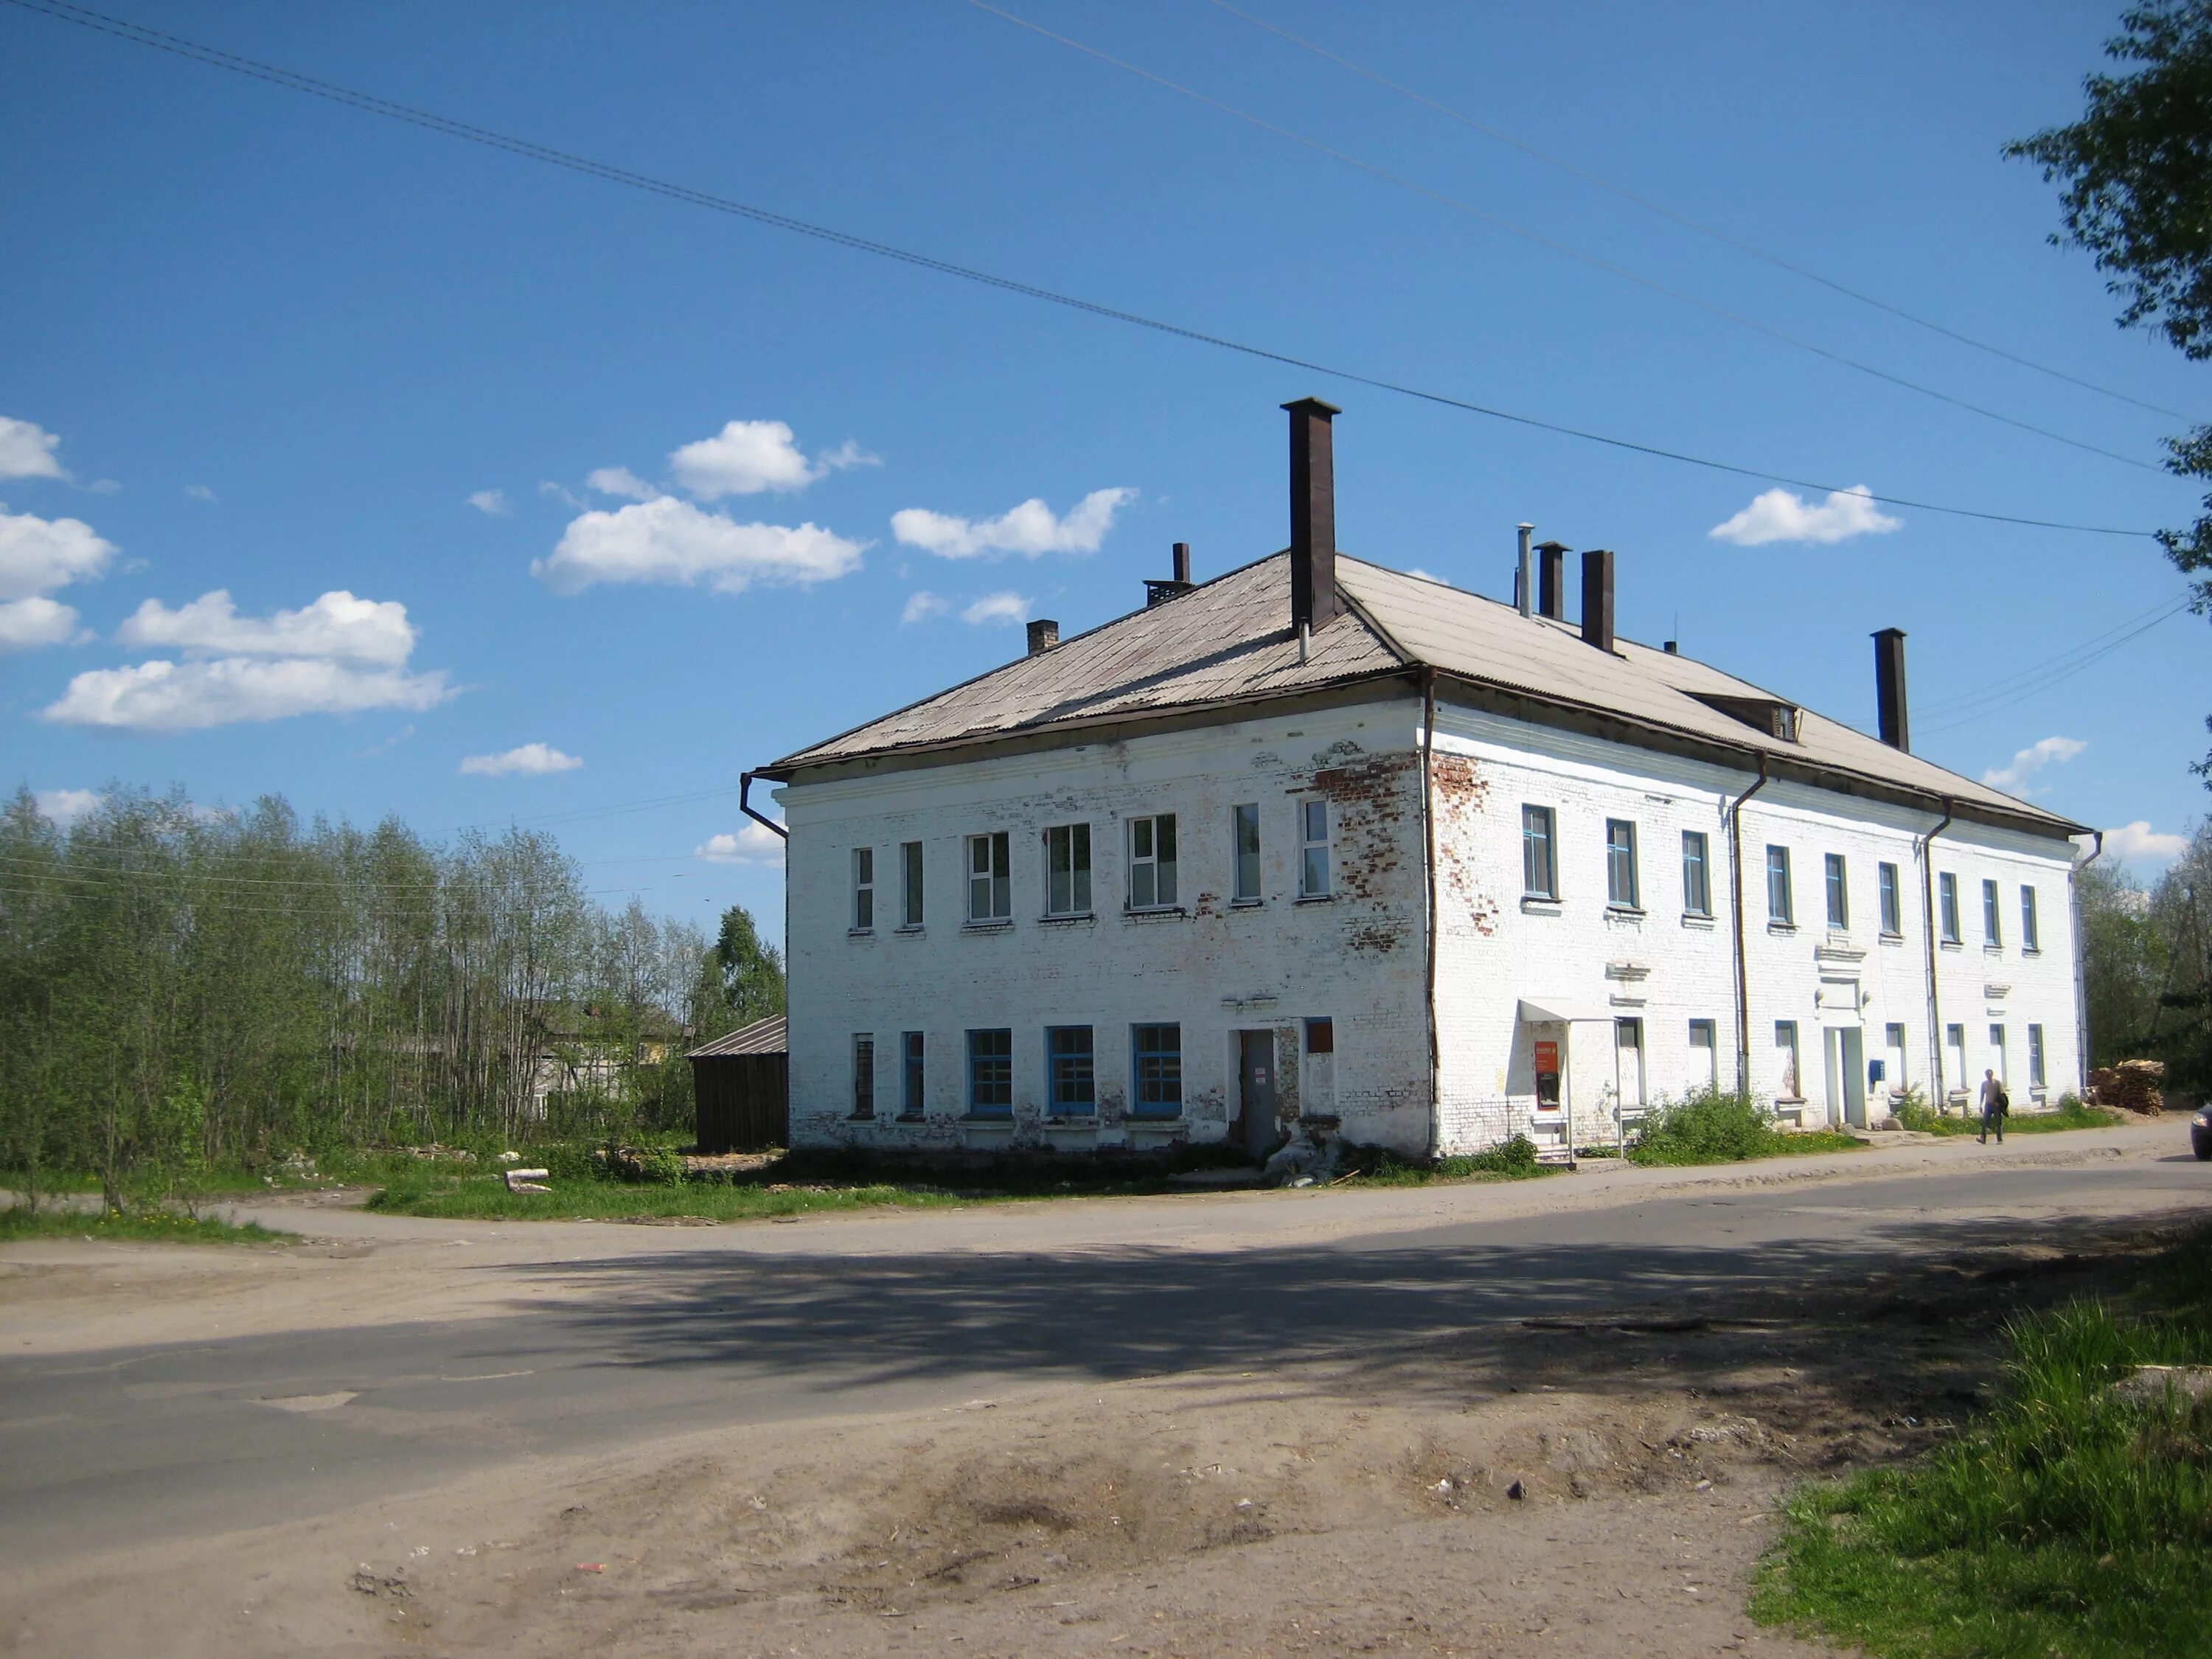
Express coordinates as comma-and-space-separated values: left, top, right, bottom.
751, 400, 2087, 1159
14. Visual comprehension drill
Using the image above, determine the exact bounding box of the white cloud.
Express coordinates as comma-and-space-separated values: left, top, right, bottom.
351, 723, 416, 759
695, 822, 785, 863
2105, 821, 2190, 865
0, 417, 66, 481
459, 742, 582, 777
1981, 734, 2088, 794
117, 590, 417, 667
1708, 484, 1902, 546
819, 439, 883, 473
184, 484, 218, 504
586, 465, 658, 501
533, 496, 865, 596
0, 597, 84, 652
466, 488, 509, 516
41, 657, 453, 733
962, 591, 1032, 626
32, 787, 102, 828
539, 480, 588, 509
668, 420, 821, 500
0, 505, 114, 599
891, 487, 1136, 560
901, 590, 950, 625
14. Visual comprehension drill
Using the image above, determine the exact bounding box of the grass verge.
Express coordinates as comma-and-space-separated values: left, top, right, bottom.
1627, 1091, 1865, 1166
1335, 1135, 1559, 1186
1893, 1095, 2123, 1138
364, 1169, 970, 1223
1753, 1229, 2212, 1658
0, 1204, 291, 1245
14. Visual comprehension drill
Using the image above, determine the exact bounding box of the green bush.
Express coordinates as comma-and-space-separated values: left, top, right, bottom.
1629, 1088, 1787, 1165
1441, 1134, 1543, 1177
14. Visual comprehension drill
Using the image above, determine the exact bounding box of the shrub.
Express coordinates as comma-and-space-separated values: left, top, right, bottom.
1630, 1088, 1787, 1165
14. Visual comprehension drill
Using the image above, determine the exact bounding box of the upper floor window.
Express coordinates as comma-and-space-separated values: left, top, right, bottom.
1681, 830, 1711, 916
1132, 1023, 1183, 1116
1044, 823, 1091, 917
1983, 877, 2002, 947
967, 1028, 1012, 1116
1047, 1025, 1096, 1115
967, 832, 1011, 923
1878, 861, 1902, 936
1300, 800, 1332, 897
1938, 872, 1961, 943
1129, 813, 1178, 909
1232, 804, 1262, 902
852, 847, 874, 931
900, 841, 924, 928
1766, 844, 1793, 925
2021, 885, 2041, 953
1522, 805, 1557, 899
1605, 819, 1639, 909
1825, 852, 1848, 931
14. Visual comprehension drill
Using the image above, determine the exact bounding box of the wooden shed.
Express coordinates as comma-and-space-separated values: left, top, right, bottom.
689, 1015, 789, 1153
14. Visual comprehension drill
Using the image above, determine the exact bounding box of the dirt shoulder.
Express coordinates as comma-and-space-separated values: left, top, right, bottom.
1, 1116, 2181, 1362
8, 1207, 2196, 1659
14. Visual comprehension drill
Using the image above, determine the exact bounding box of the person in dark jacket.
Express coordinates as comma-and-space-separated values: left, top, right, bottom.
1978, 1068, 2008, 1144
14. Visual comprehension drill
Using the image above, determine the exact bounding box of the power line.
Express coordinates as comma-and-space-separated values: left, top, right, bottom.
1, 0, 2161, 538
1918, 597, 2194, 734
1204, 0, 2199, 427
1916, 591, 2191, 717
970, 0, 2163, 474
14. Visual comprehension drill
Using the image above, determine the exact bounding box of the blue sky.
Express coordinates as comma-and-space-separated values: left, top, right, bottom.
4, 0, 2205, 935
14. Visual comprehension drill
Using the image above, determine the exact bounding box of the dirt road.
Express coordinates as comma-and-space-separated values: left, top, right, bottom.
2, 1118, 2205, 1657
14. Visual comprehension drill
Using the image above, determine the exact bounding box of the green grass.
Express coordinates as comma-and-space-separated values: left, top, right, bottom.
1893, 1095, 2122, 1138
364, 1168, 971, 1222
0, 1204, 292, 1245
1335, 1135, 1560, 1186
1626, 1091, 1865, 1165
1753, 1234, 2212, 1658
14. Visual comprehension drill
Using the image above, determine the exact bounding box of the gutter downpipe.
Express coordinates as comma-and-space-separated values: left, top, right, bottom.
1421, 668, 1444, 1159
2073, 828, 2104, 1089
1728, 755, 1771, 1093
1921, 799, 1955, 1105
739, 772, 788, 841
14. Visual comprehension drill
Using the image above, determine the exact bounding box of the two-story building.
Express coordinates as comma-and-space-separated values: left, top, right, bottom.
748, 399, 2088, 1159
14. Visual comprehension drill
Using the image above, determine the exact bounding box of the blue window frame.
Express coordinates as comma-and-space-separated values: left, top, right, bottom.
967, 1028, 1012, 1116
900, 1031, 925, 1118
1046, 1026, 1096, 1115
1131, 1023, 1182, 1117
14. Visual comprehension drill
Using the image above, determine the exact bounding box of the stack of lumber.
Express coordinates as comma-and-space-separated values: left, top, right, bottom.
2087, 1059, 2166, 1113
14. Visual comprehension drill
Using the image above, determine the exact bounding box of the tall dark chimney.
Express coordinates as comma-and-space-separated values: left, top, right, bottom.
1873, 627, 1910, 751
1144, 543, 1196, 607
1580, 549, 1615, 653
1536, 540, 1568, 620
1172, 541, 1191, 584
1026, 618, 1060, 655
1284, 397, 1343, 633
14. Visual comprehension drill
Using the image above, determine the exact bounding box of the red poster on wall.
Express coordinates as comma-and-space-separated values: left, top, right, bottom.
1534, 1040, 1559, 1074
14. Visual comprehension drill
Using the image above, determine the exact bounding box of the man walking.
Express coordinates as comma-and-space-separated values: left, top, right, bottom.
1978, 1068, 2008, 1144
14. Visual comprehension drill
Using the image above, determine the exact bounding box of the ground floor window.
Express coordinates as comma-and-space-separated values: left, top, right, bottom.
2028, 1023, 2047, 1088
852, 1034, 874, 1119
900, 1032, 925, 1118
1047, 1025, 1096, 1114
1884, 1022, 1907, 1093
967, 1028, 1012, 1116
1774, 1020, 1801, 1101
1989, 1023, 2008, 1084
1946, 1024, 1966, 1098
1688, 1019, 1717, 1091
1132, 1023, 1183, 1116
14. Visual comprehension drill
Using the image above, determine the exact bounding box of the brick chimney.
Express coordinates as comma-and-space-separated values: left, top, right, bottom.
1026, 618, 1060, 655
1580, 549, 1615, 653
1873, 627, 1909, 751
1284, 397, 1343, 633
1536, 540, 1568, 620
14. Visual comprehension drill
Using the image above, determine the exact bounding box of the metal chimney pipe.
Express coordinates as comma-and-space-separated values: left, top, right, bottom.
1873, 627, 1910, 751
1026, 618, 1060, 655
1516, 523, 1534, 618
1580, 549, 1615, 653
1172, 541, 1192, 584
1536, 540, 1568, 621
1284, 396, 1343, 633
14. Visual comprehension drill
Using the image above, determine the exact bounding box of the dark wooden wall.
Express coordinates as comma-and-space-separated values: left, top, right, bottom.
692, 1053, 790, 1152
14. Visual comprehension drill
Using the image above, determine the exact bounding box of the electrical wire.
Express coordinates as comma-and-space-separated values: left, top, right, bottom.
1204, 0, 2200, 426
1918, 597, 2194, 734
0, 0, 2163, 539
969, 0, 2162, 474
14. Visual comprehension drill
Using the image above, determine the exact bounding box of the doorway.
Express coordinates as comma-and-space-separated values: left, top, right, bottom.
1823, 1026, 1867, 1130
1235, 1030, 1281, 1159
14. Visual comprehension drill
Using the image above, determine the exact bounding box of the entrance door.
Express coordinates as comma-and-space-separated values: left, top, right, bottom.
1613, 1018, 1645, 1130
1823, 1027, 1868, 1129
1236, 1031, 1279, 1158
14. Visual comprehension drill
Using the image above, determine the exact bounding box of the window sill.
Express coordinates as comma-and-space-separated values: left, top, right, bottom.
1295, 892, 1335, 905
2023, 947, 2042, 958
1041, 1114, 1097, 1127
1124, 905, 1189, 920
1229, 897, 1263, 908
1878, 931, 1905, 944
1767, 921, 1797, 936
1039, 911, 1096, 926
848, 928, 874, 939
1940, 939, 1963, 951
846, 1113, 877, 1123
1680, 911, 1715, 930
894, 923, 925, 936
1520, 895, 1562, 915
1606, 904, 1646, 918
962, 918, 1014, 933
895, 1112, 925, 1123
1125, 1115, 1186, 1130
1984, 945, 2006, 956
959, 1113, 1015, 1124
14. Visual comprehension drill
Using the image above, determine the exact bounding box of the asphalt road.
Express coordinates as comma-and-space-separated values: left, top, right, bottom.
5, 1144, 2207, 1571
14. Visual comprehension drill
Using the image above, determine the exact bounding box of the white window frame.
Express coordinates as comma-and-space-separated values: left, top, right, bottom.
1522, 804, 1557, 900
1878, 861, 1902, 936
2021, 885, 2040, 953
1983, 878, 2003, 947
1774, 1020, 1801, 1101
1938, 872, 1961, 944
967, 831, 1011, 923
1605, 818, 1640, 910
1298, 799, 1332, 899
2028, 1023, 2046, 1088
900, 840, 924, 928
1043, 822, 1092, 917
1681, 830, 1711, 917
852, 847, 874, 932
1128, 813, 1178, 910
1688, 1018, 1718, 1091
1824, 852, 1848, 931
1766, 844, 1793, 925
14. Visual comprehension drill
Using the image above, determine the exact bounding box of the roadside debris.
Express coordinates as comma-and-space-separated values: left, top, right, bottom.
503, 1168, 551, 1194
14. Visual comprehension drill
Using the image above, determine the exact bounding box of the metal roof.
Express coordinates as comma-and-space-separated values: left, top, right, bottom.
765, 553, 2079, 835
687, 1014, 787, 1059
